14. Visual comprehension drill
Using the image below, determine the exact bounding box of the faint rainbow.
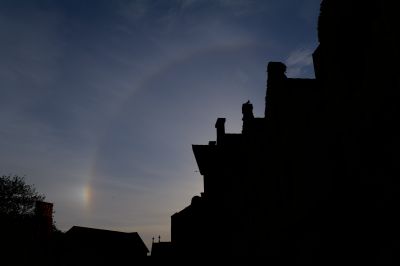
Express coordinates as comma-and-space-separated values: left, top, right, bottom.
84, 41, 259, 210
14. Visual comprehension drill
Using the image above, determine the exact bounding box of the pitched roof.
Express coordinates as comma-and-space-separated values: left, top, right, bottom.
66, 226, 149, 253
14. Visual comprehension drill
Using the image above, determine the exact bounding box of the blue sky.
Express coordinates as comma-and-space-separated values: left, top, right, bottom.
0, 0, 321, 249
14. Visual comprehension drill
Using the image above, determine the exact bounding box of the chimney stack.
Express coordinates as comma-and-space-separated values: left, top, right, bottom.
265, 62, 287, 118
215, 118, 226, 145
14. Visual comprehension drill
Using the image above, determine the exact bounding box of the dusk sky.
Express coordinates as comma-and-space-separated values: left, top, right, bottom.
0, 0, 321, 249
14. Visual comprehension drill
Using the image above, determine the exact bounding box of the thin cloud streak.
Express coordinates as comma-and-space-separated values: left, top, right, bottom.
285, 48, 315, 77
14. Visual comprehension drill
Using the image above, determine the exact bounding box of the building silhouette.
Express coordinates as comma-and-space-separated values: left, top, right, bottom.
151, 236, 174, 258
1, 201, 149, 265
168, 0, 400, 262
61, 226, 148, 264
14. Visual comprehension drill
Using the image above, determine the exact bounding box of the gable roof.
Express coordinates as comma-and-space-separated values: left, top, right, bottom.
66, 226, 149, 253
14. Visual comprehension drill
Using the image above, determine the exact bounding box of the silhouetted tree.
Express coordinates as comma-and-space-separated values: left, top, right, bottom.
1, 175, 59, 265
0, 174, 45, 218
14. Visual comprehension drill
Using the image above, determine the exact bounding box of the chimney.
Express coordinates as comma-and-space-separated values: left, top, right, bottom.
267, 62, 287, 84
242, 101, 254, 134
215, 118, 226, 145
242, 100, 254, 120
265, 62, 287, 118
35, 201, 54, 238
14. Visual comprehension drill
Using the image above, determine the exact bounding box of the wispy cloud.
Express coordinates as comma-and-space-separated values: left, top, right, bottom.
297, 0, 322, 24
118, 0, 149, 21
285, 48, 314, 77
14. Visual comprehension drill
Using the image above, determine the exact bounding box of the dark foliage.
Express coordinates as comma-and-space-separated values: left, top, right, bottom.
0, 174, 45, 217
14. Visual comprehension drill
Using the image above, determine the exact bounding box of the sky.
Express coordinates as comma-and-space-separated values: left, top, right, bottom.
0, 0, 321, 249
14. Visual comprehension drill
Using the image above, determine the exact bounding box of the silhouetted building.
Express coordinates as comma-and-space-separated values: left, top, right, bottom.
151, 239, 174, 258
34, 201, 54, 239
171, 0, 400, 262
62, 226, 148, 264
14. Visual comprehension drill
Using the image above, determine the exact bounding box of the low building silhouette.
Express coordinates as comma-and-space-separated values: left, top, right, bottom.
151, 237, 174, 258
170, 0, 400, 262
62, 226, 149, 264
